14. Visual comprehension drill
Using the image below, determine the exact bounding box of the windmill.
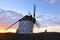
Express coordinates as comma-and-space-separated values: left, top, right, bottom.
5, 4, 40, 34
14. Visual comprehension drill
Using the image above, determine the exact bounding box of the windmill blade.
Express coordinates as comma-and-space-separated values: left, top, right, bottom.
36, 15, 44, 19
35, 21, 40, 28
42, 24, 47, 28
33, 4, 36, 18
5, 20, 19, 31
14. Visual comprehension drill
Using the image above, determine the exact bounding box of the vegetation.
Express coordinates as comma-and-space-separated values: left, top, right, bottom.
0, 32, 60, 40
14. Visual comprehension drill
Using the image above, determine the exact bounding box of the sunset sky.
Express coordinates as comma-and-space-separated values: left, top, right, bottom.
0, 0, 60, 33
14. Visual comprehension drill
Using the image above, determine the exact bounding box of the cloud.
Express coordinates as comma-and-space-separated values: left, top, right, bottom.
0, 9, 23, 29
46, 0, 58, 4
45, 17, 60, 26
38, 14, 60, 27
0, 9, 23, 20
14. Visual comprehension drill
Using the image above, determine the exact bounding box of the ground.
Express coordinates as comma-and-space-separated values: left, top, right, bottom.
0, 32, 60, 40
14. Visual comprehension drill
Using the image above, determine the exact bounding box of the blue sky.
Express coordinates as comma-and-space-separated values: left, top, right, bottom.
0, 0, 60, 17
0, 0, 60, 32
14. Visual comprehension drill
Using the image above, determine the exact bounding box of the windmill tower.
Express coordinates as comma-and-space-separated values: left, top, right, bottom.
5, 5, 40, 34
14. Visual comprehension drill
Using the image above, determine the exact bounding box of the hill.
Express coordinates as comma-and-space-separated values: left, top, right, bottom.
0, 32, 60, 40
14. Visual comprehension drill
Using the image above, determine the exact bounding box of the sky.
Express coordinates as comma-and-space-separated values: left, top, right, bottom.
0, 0, 60, 33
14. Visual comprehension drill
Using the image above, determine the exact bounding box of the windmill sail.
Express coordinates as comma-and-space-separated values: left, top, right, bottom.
33, 4, 36, 18
5, 19, 20, 31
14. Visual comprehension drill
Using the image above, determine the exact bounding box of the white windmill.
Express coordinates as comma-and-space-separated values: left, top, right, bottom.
5, 5, 40, 34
